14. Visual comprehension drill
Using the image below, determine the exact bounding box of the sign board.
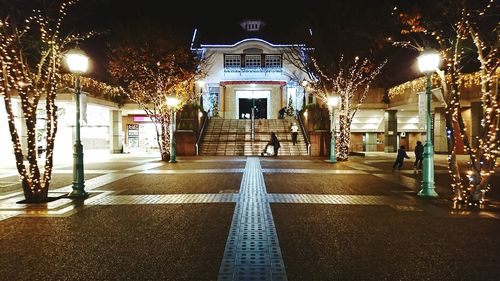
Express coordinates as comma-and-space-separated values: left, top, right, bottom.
127, 124, 139, 147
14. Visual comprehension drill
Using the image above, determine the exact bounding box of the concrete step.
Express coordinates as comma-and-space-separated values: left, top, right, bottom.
200, 118, 308, 156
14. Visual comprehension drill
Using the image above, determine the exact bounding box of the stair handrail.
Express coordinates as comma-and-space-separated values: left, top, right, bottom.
297, 110, 311, 155
195, 112, 209, 156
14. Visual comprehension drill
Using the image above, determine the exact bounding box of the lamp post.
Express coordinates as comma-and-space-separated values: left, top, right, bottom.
65, 47, 89, 198
328, 96, 339, 163
417, 49, 440, 197
197, 80, 205, 111
166, 97, 180, 163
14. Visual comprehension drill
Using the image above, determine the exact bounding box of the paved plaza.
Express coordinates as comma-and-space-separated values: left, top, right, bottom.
0, 153, 499, 280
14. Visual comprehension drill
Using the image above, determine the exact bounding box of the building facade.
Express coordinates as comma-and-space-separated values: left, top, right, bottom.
192, 20, 310, 120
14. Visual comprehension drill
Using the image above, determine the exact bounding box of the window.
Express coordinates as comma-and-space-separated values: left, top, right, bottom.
245, 55, 261, 68
224, 55, 241, 68
265, 55, 282, 68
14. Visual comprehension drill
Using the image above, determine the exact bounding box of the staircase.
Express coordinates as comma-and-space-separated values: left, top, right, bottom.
199, 119, 308, 156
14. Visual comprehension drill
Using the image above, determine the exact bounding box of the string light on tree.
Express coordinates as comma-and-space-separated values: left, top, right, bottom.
0, 0, 94, 203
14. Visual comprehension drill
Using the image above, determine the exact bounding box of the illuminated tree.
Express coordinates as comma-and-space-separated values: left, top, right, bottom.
392, 0, 499, 204
0, 0, 92, 202
309, 56, 386, 161
108, 34, 206, 161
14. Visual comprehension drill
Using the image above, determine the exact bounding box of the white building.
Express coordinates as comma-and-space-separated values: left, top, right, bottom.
192, 20, 310, 120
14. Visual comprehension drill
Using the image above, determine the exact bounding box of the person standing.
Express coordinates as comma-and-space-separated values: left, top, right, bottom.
414, 141, 424, 172
278, 107, 286, 119
392, 145, 410, 171
291, 122, 299, 145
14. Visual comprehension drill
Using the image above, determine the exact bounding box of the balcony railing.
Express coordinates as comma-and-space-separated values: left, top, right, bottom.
224, 66, 283, 73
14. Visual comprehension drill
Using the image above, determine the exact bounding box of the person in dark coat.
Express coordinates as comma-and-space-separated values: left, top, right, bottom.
270, 132, 281, 156
278, 107, 286, 119
414, 141, 424, 171
392, 145, 410, 170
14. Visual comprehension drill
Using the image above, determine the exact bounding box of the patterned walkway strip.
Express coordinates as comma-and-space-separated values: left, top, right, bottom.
86, 193, 238, 205
218, 157, 288, 281
262, 168, 367, 174
267, 194, 407, 205
140, 169, 244, 174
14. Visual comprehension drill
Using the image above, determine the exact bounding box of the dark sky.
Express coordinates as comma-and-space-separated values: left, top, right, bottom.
1, 0, 421, 86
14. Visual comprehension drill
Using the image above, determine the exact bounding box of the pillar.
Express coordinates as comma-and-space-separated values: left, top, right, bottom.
220, 85, 226, 118
470, 102, 482, 148
433, 107, 447, 153
384, 110, 397, 152
110, 110, 123, 153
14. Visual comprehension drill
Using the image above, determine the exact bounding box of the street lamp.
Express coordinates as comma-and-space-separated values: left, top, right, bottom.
328, 95, 339, 163
417, 49, 440, 197
197, 80, 205, 114
65, 46, 89, 198
166, 97, 180, 163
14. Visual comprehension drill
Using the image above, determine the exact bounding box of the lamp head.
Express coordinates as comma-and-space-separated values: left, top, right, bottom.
327, 96, 339, 108
417, 49, 440, 74
166, 97, 180, 107
65, 47, 89, 74
196, 80, 205, 87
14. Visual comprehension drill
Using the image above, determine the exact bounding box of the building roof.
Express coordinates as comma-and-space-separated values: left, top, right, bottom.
191, 19, 311, 49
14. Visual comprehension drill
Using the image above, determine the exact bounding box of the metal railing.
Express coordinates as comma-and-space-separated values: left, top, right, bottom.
195, 112, 209, 156
297, 110, 311, 156
224, 66, 283, 73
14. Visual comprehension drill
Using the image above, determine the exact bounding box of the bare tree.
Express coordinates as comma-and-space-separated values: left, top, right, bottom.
108, 35, 207, 161
283, 46, 385, 161
309, 56, 386, 160
0, 0, 93, 202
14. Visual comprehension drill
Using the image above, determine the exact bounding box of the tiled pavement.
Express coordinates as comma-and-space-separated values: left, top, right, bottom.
1, 155, 499, 280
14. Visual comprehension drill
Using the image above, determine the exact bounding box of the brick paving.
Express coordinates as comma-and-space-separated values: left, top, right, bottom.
0, 153, 499, 280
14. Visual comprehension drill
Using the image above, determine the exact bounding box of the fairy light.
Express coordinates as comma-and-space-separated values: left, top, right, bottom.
108, 44, 206, 161
0, 0, 93, 202
391, 1, 499, 205
307, 55, 386, 161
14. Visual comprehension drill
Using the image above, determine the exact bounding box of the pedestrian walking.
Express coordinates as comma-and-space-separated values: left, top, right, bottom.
291, 122, 299, 145
414, 141, 424, 172
392, 145, 410, 171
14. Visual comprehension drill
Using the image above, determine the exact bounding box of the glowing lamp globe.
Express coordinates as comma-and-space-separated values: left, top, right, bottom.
166, 97, 180, 107
66, 48, 89, 74
196, 80, 205, 87
417, 50, 440, 74
327, 96, 339, 108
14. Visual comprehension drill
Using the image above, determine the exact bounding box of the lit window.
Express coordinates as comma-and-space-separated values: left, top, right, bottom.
225, 55, 241, 68
245, 55, 261, 68
265, 55, 281, 68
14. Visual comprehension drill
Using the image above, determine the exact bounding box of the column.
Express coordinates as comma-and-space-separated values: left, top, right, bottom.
109, 110, 123, 154
470, 102, 482, 148
384, 110, 397, 152
220, 85, 226, 118
433, 107, 447, 153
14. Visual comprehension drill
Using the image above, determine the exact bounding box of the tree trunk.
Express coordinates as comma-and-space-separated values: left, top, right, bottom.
337, 114, 351, 161
156, 117, 171, 162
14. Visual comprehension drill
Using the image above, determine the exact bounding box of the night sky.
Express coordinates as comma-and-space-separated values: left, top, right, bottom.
1, 0, 422, 86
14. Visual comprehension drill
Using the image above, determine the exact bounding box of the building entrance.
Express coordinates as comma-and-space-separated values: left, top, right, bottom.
239, 98, 267, 119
